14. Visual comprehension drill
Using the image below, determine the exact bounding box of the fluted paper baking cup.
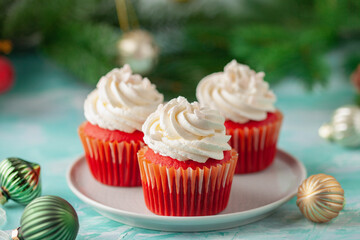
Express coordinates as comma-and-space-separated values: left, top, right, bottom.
227, 111, 283, 174
78, 124, 144, 186
137, 147, 238, 216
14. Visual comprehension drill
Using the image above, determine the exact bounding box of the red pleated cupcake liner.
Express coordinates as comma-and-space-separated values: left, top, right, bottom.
78, 125, 144, 186
227, 112, 283, 174
137, 147, 238, 216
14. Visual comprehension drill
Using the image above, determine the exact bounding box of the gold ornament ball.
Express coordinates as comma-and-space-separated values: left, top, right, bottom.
117, 30, 159, 75
319, 105, 360, 147
296, 174, 344, 223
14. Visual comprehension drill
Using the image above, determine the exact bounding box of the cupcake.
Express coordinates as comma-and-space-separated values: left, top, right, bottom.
138, 97, 238, 216
196, 60, 283, 174
78, 65, 163, 186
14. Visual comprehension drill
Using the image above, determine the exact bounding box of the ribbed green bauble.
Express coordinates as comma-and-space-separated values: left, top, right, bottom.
0, 157, 41, 205
13, 196, 79, 240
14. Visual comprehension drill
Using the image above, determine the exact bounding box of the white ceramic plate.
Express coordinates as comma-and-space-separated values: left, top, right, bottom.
67, 149, 306, 232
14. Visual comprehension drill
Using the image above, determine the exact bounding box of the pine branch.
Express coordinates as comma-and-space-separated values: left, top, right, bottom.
3, 0, 42, 38
345, 53, 360, 77
2, 0, 360, 92
356, 94, 360, 106
43, 22, 120, 85
150, 51, 230, 101
3, 0, 117, 40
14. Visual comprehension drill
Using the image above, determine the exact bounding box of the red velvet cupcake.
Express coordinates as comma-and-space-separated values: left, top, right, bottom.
78, 65, 163, 186
197, 60, 283, 174
138, 97, 238, 216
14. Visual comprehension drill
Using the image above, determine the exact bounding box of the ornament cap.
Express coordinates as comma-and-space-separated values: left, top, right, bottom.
31, 163, 41, 177
0, 188, 8, 205
319, 123, 333, 140
11, 227, 21, 240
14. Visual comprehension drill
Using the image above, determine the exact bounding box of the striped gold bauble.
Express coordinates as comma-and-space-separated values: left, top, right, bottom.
296, 174, 344, 223
0, 157, 41, 205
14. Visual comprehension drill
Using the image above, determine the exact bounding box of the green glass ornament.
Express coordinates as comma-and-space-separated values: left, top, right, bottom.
12, 196, 79, 240
0, 158, 41, 205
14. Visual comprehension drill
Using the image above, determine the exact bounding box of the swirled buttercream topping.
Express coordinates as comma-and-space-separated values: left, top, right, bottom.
84, 65, 163, 133
196, 60, 276, 123
142, 96, 231, 163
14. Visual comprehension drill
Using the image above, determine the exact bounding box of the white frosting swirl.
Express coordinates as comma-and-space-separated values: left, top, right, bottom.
143, 96, 231, 163
196, 60, 276, 123
84, 65, 163, 133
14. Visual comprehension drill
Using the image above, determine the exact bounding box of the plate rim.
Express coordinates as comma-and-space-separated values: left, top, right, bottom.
67, 149, 306, 222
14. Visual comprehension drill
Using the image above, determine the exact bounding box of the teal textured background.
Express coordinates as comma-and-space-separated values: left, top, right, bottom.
0, 52, 359, 239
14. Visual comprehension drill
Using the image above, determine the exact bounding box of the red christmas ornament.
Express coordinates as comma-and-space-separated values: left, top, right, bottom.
0, 56, 14, 94
351, 64, 360, 93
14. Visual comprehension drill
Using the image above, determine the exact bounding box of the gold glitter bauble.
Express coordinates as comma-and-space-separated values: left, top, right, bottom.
319, 105, 360, 147
296, 174, 344, 223
117, 30, 159, 75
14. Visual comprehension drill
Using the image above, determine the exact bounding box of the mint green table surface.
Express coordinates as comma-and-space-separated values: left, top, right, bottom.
0, 52, 359, 239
